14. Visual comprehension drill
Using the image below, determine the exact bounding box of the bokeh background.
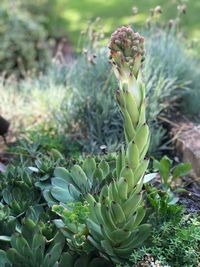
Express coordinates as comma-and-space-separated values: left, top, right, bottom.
1, 0, 200, 44
1, 0, 200, 157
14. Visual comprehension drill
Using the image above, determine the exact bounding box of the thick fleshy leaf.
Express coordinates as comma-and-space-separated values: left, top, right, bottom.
51, 178, 69, 191
51, 187, 74, 203
0, 235, 11, 242
143, 173, 158, 183
172, 163, 192, 179
54, 167, 74, 184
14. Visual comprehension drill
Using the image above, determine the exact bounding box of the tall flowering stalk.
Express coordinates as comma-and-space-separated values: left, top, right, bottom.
86, 26, 151, 263
109, 26, 148, 145
109, 26, 150, 176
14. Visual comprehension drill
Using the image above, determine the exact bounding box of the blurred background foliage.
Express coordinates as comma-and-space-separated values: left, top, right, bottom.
0, 0, 200, 158
0, 0, 50, 77
1, 0, 200, 45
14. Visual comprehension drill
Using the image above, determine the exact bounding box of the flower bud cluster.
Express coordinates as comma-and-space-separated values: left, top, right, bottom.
108, 26, 145, 79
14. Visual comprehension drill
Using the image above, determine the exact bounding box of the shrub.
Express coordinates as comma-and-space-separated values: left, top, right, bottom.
145, 27, 200, 117
18, 0, 69, 38
63, 48, 124, 154
0, 71, 65, 133
0, 3, 50, 77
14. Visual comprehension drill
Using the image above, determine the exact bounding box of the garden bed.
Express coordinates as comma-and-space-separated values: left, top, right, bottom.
1, 3, 200, 266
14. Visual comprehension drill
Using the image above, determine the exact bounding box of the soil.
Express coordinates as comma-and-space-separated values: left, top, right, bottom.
178, 177, 200, 213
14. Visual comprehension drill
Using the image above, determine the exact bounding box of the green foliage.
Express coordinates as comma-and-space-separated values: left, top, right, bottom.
0, 18, 200, 267
0, 70, 67, 156
11, 0, 200, 46
2, 25, 199, 157
63, 47, 164, 155
53, 202, 90, 226
145, 27, 200, 117
145, 156, 191, 220
29, 151, 64, 176
44, 156, 112, 206
0, 3, 50, 77
14, 0, 71, 38
0, 250, 10, 267
23, 122, 66, 153
6, 218, 64, 267
130, 214, 200, 267
2, 150, 197, 267
0, 156, 65, 266
153, 155, 191, 189
64, 49, 123, 154
59, 251, 113, 267
0, 165, 40, 216
52, 202, 92, 253
0, 204, 16, 247
146, 185, 184, 222
62, 26, 151, 264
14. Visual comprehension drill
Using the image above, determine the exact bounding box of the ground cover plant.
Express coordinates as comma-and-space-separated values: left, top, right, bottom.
0, 25, 200, 267
130, 214, 200, 266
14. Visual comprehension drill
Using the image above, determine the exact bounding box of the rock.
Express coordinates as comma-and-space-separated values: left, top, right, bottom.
171, 118, 200, 182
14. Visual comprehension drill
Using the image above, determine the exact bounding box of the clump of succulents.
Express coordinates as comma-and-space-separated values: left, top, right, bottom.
44, 157, 112, 206
50, 26, 152, 265
0, 204, 16, 246
0, 24, 198, 267
0, 165, 40, 216
5, 218, 65, 267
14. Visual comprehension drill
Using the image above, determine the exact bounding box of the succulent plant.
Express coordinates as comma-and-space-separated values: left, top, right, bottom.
86, 26, 151, 263
44, 157, 112, 206
47, 26, 152, 265
25, 204, 58, 241
0, 165, 39, 216
45, 157, 113, 254
59, 251, 113, 267
0, 204, 16, 247
52, 202, 93, 254
0, 249, 11, 267
6, 218, 65, 267
29, 150, 65, 191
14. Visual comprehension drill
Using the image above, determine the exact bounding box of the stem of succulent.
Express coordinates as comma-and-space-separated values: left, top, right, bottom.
110, 26, 150, 193
87, 26, 151, 263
